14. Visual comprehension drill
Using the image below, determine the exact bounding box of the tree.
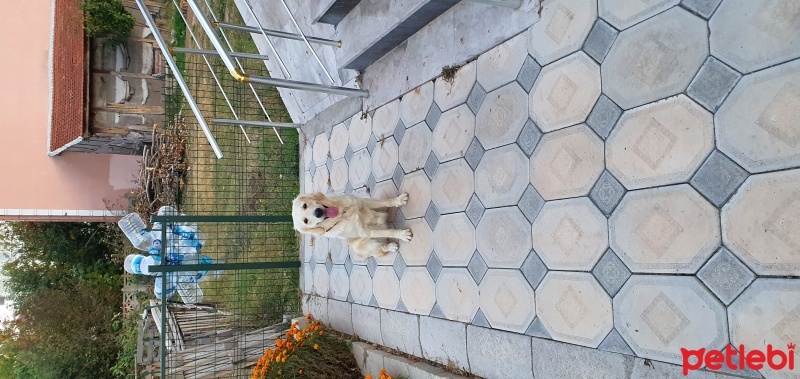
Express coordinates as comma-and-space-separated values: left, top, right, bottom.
81, 0, 136, 46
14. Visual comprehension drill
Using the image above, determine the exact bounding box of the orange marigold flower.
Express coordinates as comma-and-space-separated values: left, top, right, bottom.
299, 369, 304, 374
313, 344, 319, 350
306, 313, 312, 320
319, 331, 324, 336
365, 376, 373, 379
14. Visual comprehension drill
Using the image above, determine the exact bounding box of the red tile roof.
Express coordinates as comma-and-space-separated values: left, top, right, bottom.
49, 0, 87, 154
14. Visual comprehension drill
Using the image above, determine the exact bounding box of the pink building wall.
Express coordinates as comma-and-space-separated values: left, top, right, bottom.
0, 0, 139, 221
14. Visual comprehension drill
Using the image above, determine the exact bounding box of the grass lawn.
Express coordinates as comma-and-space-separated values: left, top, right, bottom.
165, 0, 301, 327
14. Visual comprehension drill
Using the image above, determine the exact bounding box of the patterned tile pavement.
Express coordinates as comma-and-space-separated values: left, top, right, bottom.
300, 1, 800, 377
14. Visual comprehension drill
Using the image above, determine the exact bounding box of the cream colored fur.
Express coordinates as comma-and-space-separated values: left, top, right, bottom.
292, 192, 412, 258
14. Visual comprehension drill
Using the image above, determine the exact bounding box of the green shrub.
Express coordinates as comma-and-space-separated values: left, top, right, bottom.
81, 0, 136, 46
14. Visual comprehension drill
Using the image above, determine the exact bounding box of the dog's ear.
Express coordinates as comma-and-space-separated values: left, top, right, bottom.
299, 226, 325, 236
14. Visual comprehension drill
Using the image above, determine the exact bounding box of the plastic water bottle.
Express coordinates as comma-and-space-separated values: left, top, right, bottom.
124, 254, 160, 276
176, 275, 203, 304
154, 274, 177, 299
118, 213, 153, 250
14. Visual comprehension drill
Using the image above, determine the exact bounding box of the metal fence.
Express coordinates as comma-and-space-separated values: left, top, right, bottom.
135, 2, 307, 377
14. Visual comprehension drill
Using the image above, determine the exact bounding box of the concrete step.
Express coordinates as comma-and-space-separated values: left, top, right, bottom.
334, 0, 460, 71
312, 0, 362, 25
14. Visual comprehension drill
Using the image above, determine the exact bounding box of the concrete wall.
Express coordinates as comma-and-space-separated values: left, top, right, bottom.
0, 0, 139, 220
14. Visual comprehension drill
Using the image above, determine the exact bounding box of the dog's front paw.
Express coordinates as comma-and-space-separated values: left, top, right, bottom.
395, 193, 409, 206
385, 242, 399, 253
398, 229, 413, 242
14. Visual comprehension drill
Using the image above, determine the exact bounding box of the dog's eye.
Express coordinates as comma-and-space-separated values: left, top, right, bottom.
303, 218, 308, 224
302, 203, 307, 209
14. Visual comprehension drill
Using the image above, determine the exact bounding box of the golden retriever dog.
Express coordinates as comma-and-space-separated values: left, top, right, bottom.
292, 192, 413, 258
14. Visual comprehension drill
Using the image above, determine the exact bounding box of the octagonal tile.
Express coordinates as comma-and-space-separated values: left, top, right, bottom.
529, 52, 601, 132
399, 122, 433, 173
303, 171, 313, 195
722, 169, 800, 276
435, 61, 477, 111
373, 179, 399, 200
400, 267, 436, 315
329, 123, 349, 160
373, 99, 400, 138
373, 266, 400, 310
330, 238, 349, 265
349, 149, 372, 188
431, 159, 475, 214
433, 104, 475, 162
477, 33, 528, 92
711, 0, 800, 74
610, 184, 721, 274
614, 275, 729, 365
606, 95, 714, 190
530, 124, 604, 200
399, 218, 433, 266
329, 158, 349, 193
312, 166, 330, 194
303, 139, 313, 170
313, 263, 329, 297
476, 207, 532, 268
599, 0, 679, 30
475, 82, 529, 150
371, 137, 399, 182
399, 171, 432, 219
475, 144, 530, 207
400, 81, 434, 127
715, 59, 800, 173
536, 272, 613, 348
532, 197, 608, 271
303, 264, 313, 293
349, 113, 372, 151
527, 0, 597, 65
312, 134, 329, 167
478, 269, 536, 333
313, 236, 329, 264
433, 213, 476, 267
602, 8, 709, 110
330, 265, 349, 301
729, 279, 800, 379
436, 268, 480, 322
350, 265, 373, 305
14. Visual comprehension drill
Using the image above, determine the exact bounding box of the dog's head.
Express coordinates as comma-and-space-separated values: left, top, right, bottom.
292, 193, 338, 235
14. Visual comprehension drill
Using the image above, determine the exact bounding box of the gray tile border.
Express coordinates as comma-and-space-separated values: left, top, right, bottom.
468, 325, 533, 379
380, 309, 423, 357
393, 119, 406, 144
516, 119, 543, 157
466, 82, 487, 115
532, 338, 635, 379
465, 195, 486, 227
687, 56, 741, 112
520, 250, 548, 290
690, 150, 749, 207
589, 170, 627, 216
464, 138, 485, 170
424, 202, 441, 230
327, 299, 353, 335
518, 184, 546, 223
586, 95, 623, 140
525, 317, 551, 339
419, 316, 470, 372
471, 309, 491, 328
367, 257, 377, 277
591, 249, 632, 297
680, 0, 724, 19
696, 247, 755, 305
393, 208, 406, 229
423, 152, 439, 179
351, 303, 383, 345
597, 329, 635, 356
700, 346, 764, 378
583, 19, 618, 64
426, 252, 443, 281
425, 103, 442, 131
516, 55, 542, 93
392, 164, 405, 189
429, 302, 446, 319
467, 250, 489, 284
393, 253, 407, 280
